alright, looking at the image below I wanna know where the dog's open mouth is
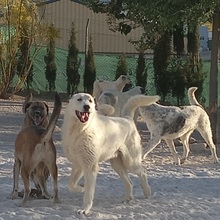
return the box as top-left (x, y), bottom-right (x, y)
top-left (76, 110), bottom-right (90, 123)
top-left (33, 116), bottom-right (42, 125)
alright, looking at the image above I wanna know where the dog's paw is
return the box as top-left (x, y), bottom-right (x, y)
top-left (122, 195), bottom-right (134, 204)
top-left (77, 208), bottom-right (90, 216)
top-left (41, 191), bottom-right (51, 199)
top-left (68, 184), bottom-right (85, 193)
top-left (52, 196), bottom-right (61, 204)
top-left (8, 192), bottom-right (19, 200)
top-left (18, 200), bottom-right (28, 207)
top-left (173, 158), bottom-right (181, 165)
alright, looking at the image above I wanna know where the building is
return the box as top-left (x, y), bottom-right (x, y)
top-left (39, 0), bottom-right (144, 54)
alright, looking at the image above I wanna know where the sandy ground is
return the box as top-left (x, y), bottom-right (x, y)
top-left (1, 96), bottom-right (220, 220)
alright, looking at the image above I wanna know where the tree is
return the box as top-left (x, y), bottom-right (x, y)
top-left (16, 32), bottom-right (34, 90)
top-left (84, 35), bottom-right (96, 94)
top-left (0, 0), bottom-right (54, 98)
top-left (44, 24), bottom-right (60, 92)
top-left (153, 31), bottom-right (172, 102)
top-left (173, 24), bottom-right (185, 57)
top-left (115, 53), bottom-right (128, 79)
top-left (135, 52), bottom-right (147, 93)
top-left (115, 54), bottom-right (131, 91)
top-left (66, 22), bottom-right (81, 96)
top-left (85, 0), bottom-right (220, 141)
top-left (209, 8), bottom-right (220, 143)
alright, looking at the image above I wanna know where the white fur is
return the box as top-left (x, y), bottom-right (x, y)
top-left (140, 87), bottom-right (218, 165)
top-left (98, 86), bottom-right (142, 122)
top-left (61, 93), bottom-right (159, 215)
top-left (93, 75), bottom-right (130, 100)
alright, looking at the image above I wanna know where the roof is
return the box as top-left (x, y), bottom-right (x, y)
top-left (33, 0), bottom-right (61, 5)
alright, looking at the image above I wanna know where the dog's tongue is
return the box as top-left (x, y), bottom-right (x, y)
top-left (34, 117), bottom-right (41, 125)
top-left (76, 111), bottom-right (89, 123)
top-left (81, 112), bottom-right (89, 122)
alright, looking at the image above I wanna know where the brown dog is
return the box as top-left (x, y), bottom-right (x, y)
top-left (21, 93), bottom-right (50, 194)
top-left (22, 93), bottom-right (49, 129)
top-left (9, 92), bottom-right (62, 206)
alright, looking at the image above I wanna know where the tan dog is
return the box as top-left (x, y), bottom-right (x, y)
top-left (22, 93), bottom-right (50, 194)
top-left (22, 93), bottom-right (49, 129)
top-left (9, 92), bottom-right (62, 206)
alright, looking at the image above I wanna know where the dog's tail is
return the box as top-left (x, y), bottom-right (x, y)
top-left (121, 95), bottom-right (160, 119)
top-left (188, 87), bottom-right (202, 107)
top-left (97, 104), bottom-right (115, 116)
top-left (41, 92), bottom-right (62, 141)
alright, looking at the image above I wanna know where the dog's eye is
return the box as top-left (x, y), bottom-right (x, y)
top-left (77, 98), bottom-right (82, 102)
top-left (89, 99), bottom-right (93, 103)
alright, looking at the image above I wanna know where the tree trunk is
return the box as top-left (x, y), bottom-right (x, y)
top-left (209, 8), bottom-right (220, 144)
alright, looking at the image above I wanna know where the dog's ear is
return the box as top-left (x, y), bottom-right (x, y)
top-left (22, 93), bottom-right (33, 113)
top-left (24, 102), bottom-right (32, 113)
top-left (43, 102), bottom-right (49, 115)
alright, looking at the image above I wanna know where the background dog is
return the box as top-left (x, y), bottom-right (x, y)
top-left (140, 87), bottom-right (218, 165)
top-left (93, 75), bottom-right (130, 100)
top-left (61, 92), bottom-right (159, 215)
top-left (22, 93), bottom-right (49, 129)
top-left (9, 92), bottom-right (62, 206)
top-left (98, 86), bottom-right (143, 122)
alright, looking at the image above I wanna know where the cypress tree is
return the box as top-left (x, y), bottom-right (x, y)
top-left (17, 35), bottom-right (33, 90)
top-left (84, 35), bottom-right (96, 94)
top-left (115, 53), bottom-right (128, 80)
top-left (66, 22), bottom-right (81, 96)
top-left (44, 24), bottom-right (57, 92)
top-left (153, 31), bottom-right (172, 102)
top-left (135, 52), bottom-right (147, 93)
top-left (115, 54), bottom-right (131, 91)
top-left (173, 24), bottom-right (185, 57)
top-left (186, 25), bottom-right (206, 99)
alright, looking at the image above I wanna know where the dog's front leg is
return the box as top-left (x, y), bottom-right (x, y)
top-left (68, 164), bottom-right (84, 192)
top-left (77, 169), bottom-right (97, 215)
top-left (9, 159), bottom-right (20, 199)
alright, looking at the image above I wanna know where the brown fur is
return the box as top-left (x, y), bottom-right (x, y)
top-left (22, 93), bottom-right (50, 193)
top-left (22, 93), bottom-right (49, 129)
top-left (9, 93), bottom-right (62, 206)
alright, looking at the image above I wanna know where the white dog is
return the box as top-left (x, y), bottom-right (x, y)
top-left (61, 93), bottom-right (159, 215)
top-left (98, 86), bottom-right (143, 122)
top-left (93, 75), bottom-right (130, 100)
top-left (140, 87), bottom-right (219, 165)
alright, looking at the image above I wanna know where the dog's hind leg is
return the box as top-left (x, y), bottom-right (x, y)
top-left (110, 156), bottom-right (134, 202)
top-left (164, 139), bottom-right (181, 165)
top-left (9, 158), bottom-right (21, 199)
top-left (68, 163), bottom-right (84, 192)
top-left (20, 166), bottom-right (31, 206)
top-left (179, 132), bottom-right (192, 164)
top-left (197, 127), bottom-right (219, 163)
top-left (135, 167), bottom-right (151, 199)
top-left (142, 135), bottom-right (161, 160)
top-left (46, 161), bottom-right (60, 203)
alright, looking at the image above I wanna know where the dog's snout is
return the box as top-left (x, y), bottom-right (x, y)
top-left (84, 105), bottom-right (90, 112)
top-left (34, 110), bottom-right (42, 116)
